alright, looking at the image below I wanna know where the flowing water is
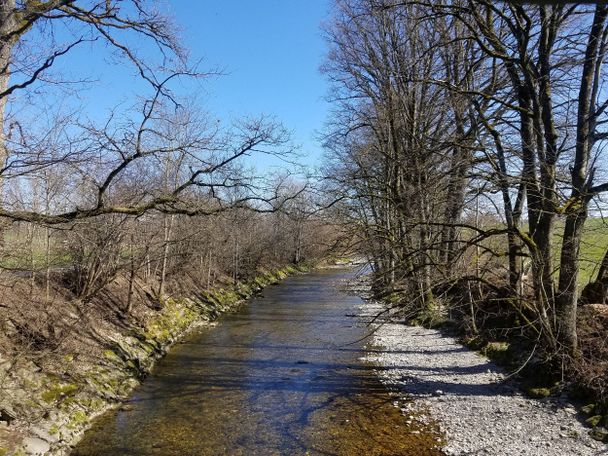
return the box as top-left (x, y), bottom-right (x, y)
top-left (73, 268), bottom-right (442, 455)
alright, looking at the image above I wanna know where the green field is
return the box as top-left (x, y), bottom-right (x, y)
top-left (553, 217), bottom-right (608, 285)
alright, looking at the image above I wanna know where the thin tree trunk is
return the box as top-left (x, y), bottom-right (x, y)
top-left (207, 250), bottom-right (212, 289)
top-left (158, 214), bottom-right (174, 297)
top-left (28, 222), bottom-right (35, 295)
top-left (233, 236), bottom-right (239, 285)
top-left (126, 232), bottom-right (135, 315)
top-left (45, 226), bottom-right (51, 303)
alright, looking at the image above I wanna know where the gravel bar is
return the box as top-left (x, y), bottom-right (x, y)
top-left (360, 301), bottom-right (607, 456)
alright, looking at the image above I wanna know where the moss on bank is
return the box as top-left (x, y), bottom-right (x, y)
top-left (3, 263), bottom-right (309, 456)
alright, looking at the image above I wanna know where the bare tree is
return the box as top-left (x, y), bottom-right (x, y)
top-left (323, 0), bottom-right (608, 359)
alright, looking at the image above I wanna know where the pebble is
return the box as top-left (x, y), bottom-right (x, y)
top-left (360, 301), bottom-right (607, 456)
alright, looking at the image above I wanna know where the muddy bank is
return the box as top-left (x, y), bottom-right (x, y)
top-left (361, 301), bottom-right (607, 456)
top-left (0, 265), bottom-right (305, 456)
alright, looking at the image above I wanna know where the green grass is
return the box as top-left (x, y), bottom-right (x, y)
top-left (470, 216), bottom-right (608, 286)
top-left (0, 251), bottom-right (72, 270)
top-left (579, 218), bottom-right (608, 284)
top-left (553, 217), bottom-right (608, 285)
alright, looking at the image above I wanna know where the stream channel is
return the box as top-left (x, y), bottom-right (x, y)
top-left (73, 268), bottom-right (443, 455)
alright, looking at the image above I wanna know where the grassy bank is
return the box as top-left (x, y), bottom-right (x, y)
top-left (552, 217), bottom-right (608, 285)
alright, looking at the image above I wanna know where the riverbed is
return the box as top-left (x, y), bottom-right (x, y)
top-left (72, 268), bottom-right (442, 455)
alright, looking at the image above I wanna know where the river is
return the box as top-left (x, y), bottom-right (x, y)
top-left (73, 268), bottom-right (442, 455)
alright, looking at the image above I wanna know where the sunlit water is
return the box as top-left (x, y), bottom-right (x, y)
top-left (73, 268), bottom-right (442, 455)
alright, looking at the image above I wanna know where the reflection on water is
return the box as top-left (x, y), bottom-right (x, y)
top-left (73, 269), bottom-right (443, 455)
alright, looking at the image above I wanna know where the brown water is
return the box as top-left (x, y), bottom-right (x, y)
top-left (73, 268), bottom-right (442, 455)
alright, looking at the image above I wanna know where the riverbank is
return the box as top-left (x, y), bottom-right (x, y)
top-left (71, 267), bottom-right (443, 456)
top-left (360, 300), bottom-right (606, 456)
top-left (0, 264), bottom-right (306, 456)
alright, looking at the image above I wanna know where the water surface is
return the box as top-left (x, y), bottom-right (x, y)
top-left (74, 268), bottom-right (442, 455)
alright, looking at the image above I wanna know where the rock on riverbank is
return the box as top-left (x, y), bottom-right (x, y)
top-left (361, 301), bottom-right (607, 456)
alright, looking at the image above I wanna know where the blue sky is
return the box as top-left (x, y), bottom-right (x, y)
top-left (13, 1), bottom-right (333, 173)
top-left (171, 0), bottom-right (333, 169)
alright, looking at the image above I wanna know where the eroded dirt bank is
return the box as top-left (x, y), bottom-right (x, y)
top-left (0, 265), bottom-right (304, 456)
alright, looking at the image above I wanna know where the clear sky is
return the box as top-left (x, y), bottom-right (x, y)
top-left (171, 1), bottom-right (331, 145)
top-left (172, 0), bottom-right (334, 169)
top-left (15, 1), bottom-right (333, 174)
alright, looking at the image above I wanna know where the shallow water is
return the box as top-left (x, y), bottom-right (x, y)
top-left (73, 268), bottom-right (442, 455)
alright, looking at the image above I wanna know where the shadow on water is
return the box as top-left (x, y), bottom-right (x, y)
top-left (73, 269), bottom-right (444, 456)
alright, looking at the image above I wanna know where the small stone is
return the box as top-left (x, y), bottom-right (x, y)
top-left (23, 437), bottom-right (51, 455)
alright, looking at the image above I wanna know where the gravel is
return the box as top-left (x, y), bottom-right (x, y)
top-left (360, 301), bottom-right (608, 456)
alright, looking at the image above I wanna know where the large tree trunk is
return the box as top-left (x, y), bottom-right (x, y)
top-left (556, 5), bottom-right (608, 355)
top-left (0, 1), bottom-right (16, 249)
top-left (519, 92), bottom-right (554, 323)
top-left (557, 214), bottom-right (585, 352)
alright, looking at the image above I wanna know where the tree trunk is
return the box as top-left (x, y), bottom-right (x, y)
top-left (0, 0), bottom-right (15, 160)
top-left (557, 213), bottom-right (585, 352)
top-left (0, 1), bottom-right (16, 250)
top-left (126, 232), bottom-right (136, 315)
top-left (158, 214), bottom-right (174, 297)
top-left (441, 144), bottom-right (469, 270)
top-left (45, 225), bottom-right (51, 303)
top-left (556, 5), bottom-right (608, 355)
top-left (233, 236), bottom-right (239, 285)
top-left (207, 250), bottom-right (212, 289)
